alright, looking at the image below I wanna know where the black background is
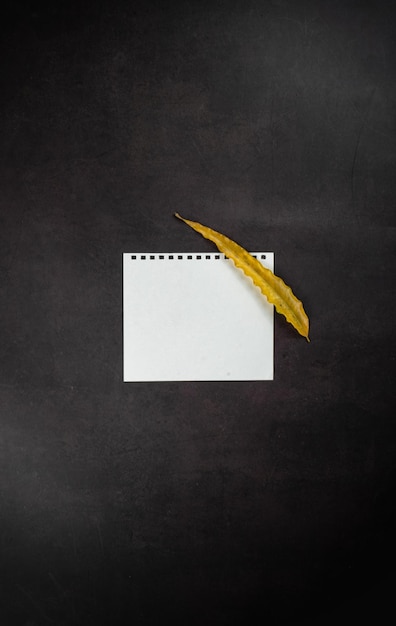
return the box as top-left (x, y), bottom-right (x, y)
top-left (1, 1), bottom-right (395, 624)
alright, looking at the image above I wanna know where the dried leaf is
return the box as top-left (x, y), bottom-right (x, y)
top-left (175, 213), bottom-right (310, 341)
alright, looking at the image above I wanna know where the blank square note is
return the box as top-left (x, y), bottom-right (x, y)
top-left (123, 252), bottom-right (274, 382)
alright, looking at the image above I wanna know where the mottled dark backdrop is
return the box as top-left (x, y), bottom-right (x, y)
top-left (1, 1), bottom-right (395, 624)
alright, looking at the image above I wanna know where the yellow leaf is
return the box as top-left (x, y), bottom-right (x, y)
top-left (175, 213), bottom-right (310, 341)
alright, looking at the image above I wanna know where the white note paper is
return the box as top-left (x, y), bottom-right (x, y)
top-left (123, 252), bottom-right (274, 382)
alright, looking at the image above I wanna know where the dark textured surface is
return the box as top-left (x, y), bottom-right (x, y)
top-left (1, 1), bottom-right (395, 624)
